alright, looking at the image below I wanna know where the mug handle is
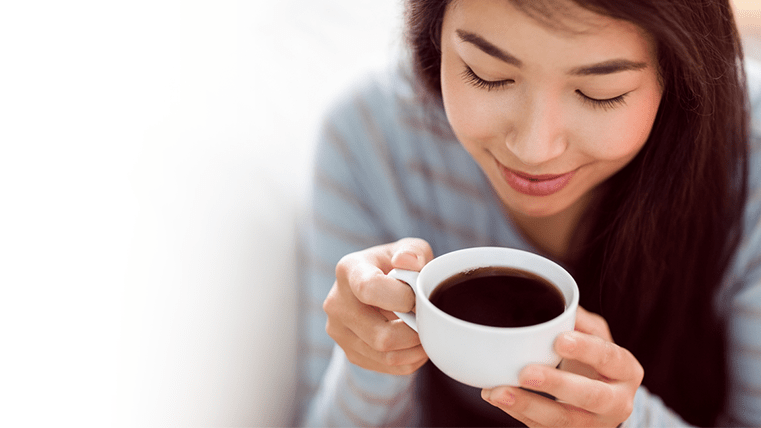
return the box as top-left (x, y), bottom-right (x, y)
top-left (388, 269), bottom-right (419, 332)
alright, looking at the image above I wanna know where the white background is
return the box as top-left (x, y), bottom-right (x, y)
top-left (0, 1), bottom-right (758, 427)
top-left (0, 1), bottom-right (402, 427)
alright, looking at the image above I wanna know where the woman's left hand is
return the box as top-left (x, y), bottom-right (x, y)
top-left (481, 307), bottom-right (644, 427)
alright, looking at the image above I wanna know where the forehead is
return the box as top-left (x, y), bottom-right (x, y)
top-left (448, 0), bottom-right (617, 34)
top-left (445, 0), bottom-right (656, 69)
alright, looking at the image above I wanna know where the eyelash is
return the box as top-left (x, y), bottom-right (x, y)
top-left (461, 65), bottom-right (629, 110)
top-left (461, 65), bottom-right (513, 91)
top-left (576, 90), bottom-right (629, 111)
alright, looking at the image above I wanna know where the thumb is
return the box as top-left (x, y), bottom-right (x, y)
top-left (390, 237), bottom-right (434, 272)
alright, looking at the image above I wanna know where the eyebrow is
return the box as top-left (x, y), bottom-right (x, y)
top-left (567, 59), bottom-right (648, 76)
top-left (456, 29), bottom-right (523, 68)
top-left (455, 29), bottom-right (648, 76)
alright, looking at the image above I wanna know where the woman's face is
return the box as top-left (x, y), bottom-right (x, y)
top-left (440, 0), bottom-right (663, 219)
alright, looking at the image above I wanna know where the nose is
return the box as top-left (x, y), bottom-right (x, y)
top-left (505, 92), bottom-right (568, 167)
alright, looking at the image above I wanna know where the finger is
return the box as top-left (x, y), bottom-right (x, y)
top-left (484, 386), bottom-right (596, 428)
top-left (324, 285), bottom-right (422, 352)
top-left (481, 387), bottom-right (542, 428)
top-left (378, 308), bottom-right (405, 321)
top-left (555, 331), bottom-right (644, 382)
top-left (346, 350), bottom-right (428, 376)
top-left (574, 306), bottom-right (613, 341)
top-left (518, 364), bottom-right (625, 416)
top-left (352, 313), bottom-right (423, 353)
top-left (334, 325), bottom-right (429, 375)
top-left (336, 253), bottom-right (416, 312)
top-left (557, 355), bottom-right (599, 380)
top-left (390, 237), bottom-right (434, 271)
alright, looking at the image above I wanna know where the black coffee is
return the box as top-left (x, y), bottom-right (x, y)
top-left (429, 266), bottom-right (565, 328)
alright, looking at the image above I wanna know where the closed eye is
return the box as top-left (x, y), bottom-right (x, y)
top-left (461, 65), bottom-right (514, 91)
top-left (576, 90), bottom-right (629, 111)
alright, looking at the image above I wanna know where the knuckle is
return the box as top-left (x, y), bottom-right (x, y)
top-left (372, 325), bottom-right (396, 352)
top-left (324, 318), bottom-right (334, 338)
top-left (353, 271), bottom-right (384, 305)
top-left (583, 385), bottom-right (607, 410)
top-left (621, 397), bottom-right (634, 419)
top-left (403, 367), bottom-right (416, 376)
top-left (605, 391), bottom-right (634, 420)
top-left (353, 276), bottom-right (370, 302)
top-left (587, 384), bottom-right (618, 415)
top-left (392, 365), bottom-right (413, 376)
top-left (322, 289), bottom-right (336, 314)
top-left (334, 254), bottom-right (352, 279)
top-left (632, 360), bottom-right (645, 383)
top-left (598, 341), bottom-right (620, 368)
top-left (344, 351), bottom-right (363, 368)
top-left (351, 272), bottom-right (378, 304)
top-left (394, 362), bottom-right (421, 376)
top-left (383, 350), bottom-right (404, 366)
top-left (335, 255), bottom-right (376, 303)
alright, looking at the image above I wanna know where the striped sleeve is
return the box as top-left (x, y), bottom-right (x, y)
top-left (295, 76), bottom-right (420, 427)
top-left (623, 387), bottom-right (692, 427)
top-left (615, 59), bottom-right (761, 428)
top-left (303, 347), bottom-right (418, 427)
top-left (723, 171), bottom-right (761, 426)
top-left (621, 167), bottom-right (761, 428)
top-left (719, 58), bottom-right (761, 426)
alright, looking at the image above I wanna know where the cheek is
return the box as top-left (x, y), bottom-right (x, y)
top-left (441, 67), bottom-right (505, 146)
top-left (581, 95), bottom-right (660, 161)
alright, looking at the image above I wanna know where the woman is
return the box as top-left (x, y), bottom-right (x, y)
top-left (296, 0), bottom-right (761, 426)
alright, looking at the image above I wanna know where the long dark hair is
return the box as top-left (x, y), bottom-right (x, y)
top-left (405, 0), bottom-right (750, 425)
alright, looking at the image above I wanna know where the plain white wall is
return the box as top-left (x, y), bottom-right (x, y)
top-left (0, 1), bottom-right (402, 427)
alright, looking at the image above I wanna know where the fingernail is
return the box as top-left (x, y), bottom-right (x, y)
top-left (521, 367), bottom-right (544, 388)
top-left (392, 250), bottom-right (419, 265)
top-left (562, 332), bottom-right (577, 352)
top-left (399, 250), bottom-right (419, 260)
top-left (497, 392), bottom-right (515, 406)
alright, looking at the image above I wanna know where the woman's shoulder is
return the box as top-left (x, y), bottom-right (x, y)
top-left (313, 53), bottom-right (462, 189)
top-left (719, 57), bottom-right (761, 311)
top-left (713, 57), bottom-right (761, 314)
top-left (320, 55), bottom-right (416, 125)
top-left (318, 52), bottom-right (453, 145)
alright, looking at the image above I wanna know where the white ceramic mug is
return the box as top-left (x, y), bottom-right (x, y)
top-left (390, 247), bottom-right (578, 388)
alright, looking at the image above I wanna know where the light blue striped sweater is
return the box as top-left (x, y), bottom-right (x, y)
top-left (296, 54), bottom-right (761, 427)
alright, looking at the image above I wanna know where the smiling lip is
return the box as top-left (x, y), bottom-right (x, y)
top-left (499, 163), bottom-right (575, 197)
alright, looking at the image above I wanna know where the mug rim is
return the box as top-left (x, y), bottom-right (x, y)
top-left (415, 247), bottom-right (579, 334)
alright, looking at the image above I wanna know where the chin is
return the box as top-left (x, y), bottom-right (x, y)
top-left (503, 194), bottom-right (571, 219)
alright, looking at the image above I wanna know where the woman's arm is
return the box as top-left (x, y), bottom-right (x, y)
top-left (722, 185), bottom-right (761, 426)
top-left (303, 239), bottom-right (432, 427)
top-left (295, 77), bottom-right (426, 426)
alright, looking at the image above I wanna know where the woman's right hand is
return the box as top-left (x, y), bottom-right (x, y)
top-left (323, 237), bottom-right (433, 375)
